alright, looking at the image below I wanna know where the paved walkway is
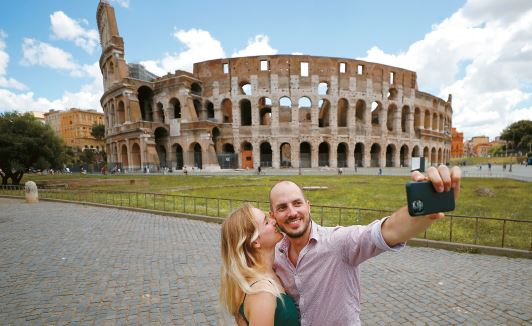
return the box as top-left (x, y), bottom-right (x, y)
top-left (0, 198), bottom-right (530, 325)
top-left (79, 164), bottom-right (532, 182)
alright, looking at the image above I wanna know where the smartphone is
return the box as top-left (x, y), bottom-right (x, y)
top-left (405, 181), bottom-right (455, 216)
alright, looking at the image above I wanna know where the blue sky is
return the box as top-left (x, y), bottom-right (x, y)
top-left (0, 0), bottom-right (531, 140)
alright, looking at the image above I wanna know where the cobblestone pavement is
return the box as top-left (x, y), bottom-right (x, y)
top-left (0, 198), bottom-right (530, 325)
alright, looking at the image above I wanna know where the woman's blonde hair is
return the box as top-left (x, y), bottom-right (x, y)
top-left (220, 203), bottom-right (283, 316)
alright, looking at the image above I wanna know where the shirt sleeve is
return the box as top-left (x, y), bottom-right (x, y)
top-left (342, 217), bottom-right (404, 266)
top-left (371, 216), bottom-right (405, 252)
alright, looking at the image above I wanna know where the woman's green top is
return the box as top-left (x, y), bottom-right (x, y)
top-left (239, 292), bottom-right (300, 325)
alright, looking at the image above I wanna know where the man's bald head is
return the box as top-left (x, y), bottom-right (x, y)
top-left (269, 180), bottom-right (305, 211)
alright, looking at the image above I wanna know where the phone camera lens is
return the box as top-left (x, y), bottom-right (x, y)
top-left (412, 200), bottom-right (423, 213)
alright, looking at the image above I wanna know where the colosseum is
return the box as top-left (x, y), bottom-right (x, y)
top-left (97, 1), bottom-right (452, 172)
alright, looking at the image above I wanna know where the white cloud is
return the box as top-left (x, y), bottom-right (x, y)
top-left (50, 11), bottom-right (99, 54)
top-left (111, 0), bottom-right (130, 8)
top-left (140, 28), bottom-right (225, 75)
top-left (21, 38), bottom-right (78, 70)
top-left (0, 30), bottom-right (27, 91)
top-left (140, 30), bottom-right (278, 76)
top-left (361, 0), bottom-right (532, 140)
top-left (231, 35), bottom-right (277, 57)
top-left (0, 61), bottom-right (103, 113)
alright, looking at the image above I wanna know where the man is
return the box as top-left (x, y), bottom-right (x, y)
top-left (269, 165), bottom-right (461, 325)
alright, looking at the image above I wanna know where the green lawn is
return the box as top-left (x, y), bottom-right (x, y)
top-left (450, 156), bottom-right (526, 166)
top-left (23, 173), bottom-right (531, 220)
top-left (11, 173), bottom-right (531, 250)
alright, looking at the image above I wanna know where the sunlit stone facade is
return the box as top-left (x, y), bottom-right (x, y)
top-left (97, 1), bottom-right (452, 171)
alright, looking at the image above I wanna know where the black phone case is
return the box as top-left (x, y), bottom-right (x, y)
top-left (405, 181), bottom-right (455, 216)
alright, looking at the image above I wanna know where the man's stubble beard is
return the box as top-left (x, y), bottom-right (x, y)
top-left (278, 212), bottom-right (312, 239)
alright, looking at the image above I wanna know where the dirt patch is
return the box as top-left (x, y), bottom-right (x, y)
top-left (302, 186), bottom-right (328, 191)
top-left (475, 187), bottom-right (496, 197)
top-left (35, 178), bottom-right (149, 188)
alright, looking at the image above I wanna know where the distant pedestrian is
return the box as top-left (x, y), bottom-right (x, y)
top-left (337, 167), bottom-right (343, 175)
top-left (257, 165), bottom-right (262, 175)
top-left (509, 163), bottom-right (513, 172)
top-left (378, 168), bottom-right (382, 175)
top-left (503, 163), bottom-right (506, 172)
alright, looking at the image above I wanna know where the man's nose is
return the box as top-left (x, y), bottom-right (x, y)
top-left (286, 204), bottom-right (297, 216)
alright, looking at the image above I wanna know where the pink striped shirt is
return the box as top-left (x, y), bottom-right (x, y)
top-left (274, 217), bottom-right (403, 326)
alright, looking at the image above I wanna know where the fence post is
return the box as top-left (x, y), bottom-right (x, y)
top-left (449, 216), bottom-right (453, 242)
top-left (501, 220), bottom-right (506, 248)
top-left (474, 217), bottom-right (479, 245)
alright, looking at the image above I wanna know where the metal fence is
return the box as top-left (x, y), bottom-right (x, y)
top-left (1, 185), bottom-right (530, 251)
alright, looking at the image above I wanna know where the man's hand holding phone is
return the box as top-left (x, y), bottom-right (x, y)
top-left (407, 165), bottom-right (462, 219)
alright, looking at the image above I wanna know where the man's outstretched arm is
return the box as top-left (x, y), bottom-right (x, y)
top-left (381, 165), bottom-right (462, 247)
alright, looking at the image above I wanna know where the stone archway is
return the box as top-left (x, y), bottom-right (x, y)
top-left (337, 143), bottom-right (348, 167)
top-left (260, 142), bottom-right (273, 167)
top-left (300, 142), bottom-right (311, 168)
top-left (371, 143), bottom-right (381, 167)
top-left (280, 143), bottom-right (291, 167)
top-left (354, 143), bottom-right (364, 167)
top-left (241, 142), bottom-right (253, 169)
top-left (121, 144), bottom-right (128, 168)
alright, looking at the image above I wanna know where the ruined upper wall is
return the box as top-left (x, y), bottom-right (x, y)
top-left (193, 55), bottom-right (418, 98)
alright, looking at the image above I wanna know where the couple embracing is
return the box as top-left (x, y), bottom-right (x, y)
top-left (220, 166), bottom-right (461, 325)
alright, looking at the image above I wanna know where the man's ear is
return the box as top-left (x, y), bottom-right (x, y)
top-left (269, 210), bottom-right (276, 220)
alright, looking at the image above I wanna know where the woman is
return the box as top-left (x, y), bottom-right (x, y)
top-left (220, 203), bottom-right (299, 325)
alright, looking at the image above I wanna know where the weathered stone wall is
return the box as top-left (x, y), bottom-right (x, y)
top-left (98, 1), bottom-right (452, 171)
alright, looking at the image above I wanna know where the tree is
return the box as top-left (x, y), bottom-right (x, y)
top-left (91, 123), bottom-right (105, 140)
top-left (79, 148), bottom-right (96, 165)
top-left (500, 120), bottom-right (532, 153)
top-left (0, 112), bottom-right (65, 185)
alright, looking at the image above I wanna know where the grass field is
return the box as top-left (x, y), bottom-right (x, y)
top-left (10, 173), bottom-right (532, 250)
top-left (22, 173), bottom-right (532, 220)
top-left (450, 155), bottom-right (527, 166)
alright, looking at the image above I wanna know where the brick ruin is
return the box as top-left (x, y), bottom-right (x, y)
top-left (97, 1), bottom-right (452, 171)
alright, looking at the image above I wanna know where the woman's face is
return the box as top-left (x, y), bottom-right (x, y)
top-left (252, 207), bottom-right (283, 249)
